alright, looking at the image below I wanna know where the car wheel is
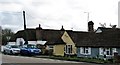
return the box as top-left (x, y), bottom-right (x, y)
top-left (20, 51), bottom-right (24, 56)
top-left (10, 50), bottom-right (13, 55)
top-left (3, 50), bottom-right (6, 54)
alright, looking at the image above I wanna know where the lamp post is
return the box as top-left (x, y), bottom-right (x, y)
top-left (84, 12), bottom-right (89, 22)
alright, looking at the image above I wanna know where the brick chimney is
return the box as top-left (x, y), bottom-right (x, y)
top-left (61, 25), bottom-right (65, 31)
top-left (88, 21), bottom-right (94, 32)
top-left (39, 24), bottom-right (42, 30)
top-left (36, 24), bottom-right (43, 40)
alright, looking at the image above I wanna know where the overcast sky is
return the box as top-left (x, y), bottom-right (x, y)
top-left (0, 0), bottom-right (119, 32)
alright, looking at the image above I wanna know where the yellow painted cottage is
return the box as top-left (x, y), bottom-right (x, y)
top-left (53, 31), bottom-right (76, 56)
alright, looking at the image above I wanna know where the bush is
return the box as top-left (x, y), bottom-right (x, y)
top-left (48, 49), bottom-right (53, 56)
top-left (44, 49), bottom-right (49, 55)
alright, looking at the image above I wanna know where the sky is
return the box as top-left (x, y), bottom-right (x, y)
top-left (0, 0), bottom-right (119, 33)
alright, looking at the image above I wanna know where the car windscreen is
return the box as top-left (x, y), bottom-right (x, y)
top-left (11, 45), bottom-right (19, 48)
top-left (27, 45), bottom-right (36, 48)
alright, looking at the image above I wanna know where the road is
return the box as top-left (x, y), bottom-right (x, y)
top-left (2, 54), bottom-right (82, 63)
top-left (1, 54), bottom-right (117, 65)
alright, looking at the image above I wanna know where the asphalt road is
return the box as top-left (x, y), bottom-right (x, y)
top-left (2, 54), bottom-right (84, 63)
top-left (1, 54), bottom-right (118, 65)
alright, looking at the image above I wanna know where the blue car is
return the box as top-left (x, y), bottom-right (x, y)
top-left (20, 44), bottom-right (41, 56)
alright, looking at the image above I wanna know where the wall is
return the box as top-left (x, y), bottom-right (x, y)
top-left (77, 47), bottom-right (99, 58)
top-left (16, 38), bottom-right (25, 45)
top-left (28, 41), bottom-right (37, 45)
top-left (53, 44), bottom-right (65, 56)
top-left (116, 48), bottom-right (120, 55)
top-left (7, 42), bottom-right (16, 45)
top-left (62, 31), bottom-right (76, 55)
top-left (36, 40), bottom-right (47, 45)
top-left (77, 47), bottom-right (120, 59)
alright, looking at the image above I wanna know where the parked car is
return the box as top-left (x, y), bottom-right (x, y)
top-left (20, 44), bottom-right (41, 56)
top-left (3, 45), bottom-right (20, 55)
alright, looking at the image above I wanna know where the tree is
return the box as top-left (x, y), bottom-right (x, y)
top-left (2, 28), bottom-right (14, 45)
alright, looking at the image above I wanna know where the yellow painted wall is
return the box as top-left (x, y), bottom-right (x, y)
top-left (53, 44), bottom-right (65, 56)
top-left (61, 31), bottom-right (76, 55)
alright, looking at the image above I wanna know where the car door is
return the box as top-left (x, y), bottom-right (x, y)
top-left (5, 45), bottom-right (11, 54)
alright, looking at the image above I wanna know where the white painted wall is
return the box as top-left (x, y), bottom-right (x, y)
top-left (36, 40), bottom-right (47, 45)
top-left (7, 42), bottom-right (16, 45)
top-left (28, 41), bottom-right (37, 45)
top-left (16, 38), bottom-right (25, 45)
top-left (96, 29), bottom-right (102, 33)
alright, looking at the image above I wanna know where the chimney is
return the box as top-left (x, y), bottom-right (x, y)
top-left (88, 21), bottom-right (94, 32)
top-left (39, 24), bottom-right (42, 29)
top-left (61, 25), bottom-right (65, 31)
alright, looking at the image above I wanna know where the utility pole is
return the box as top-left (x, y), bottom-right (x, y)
top-left (23, 11), bottom-right (28, 45)
top-left (23, 11), bottom-right (26, 30)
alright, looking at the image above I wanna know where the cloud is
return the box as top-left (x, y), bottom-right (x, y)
top-left (0, 0), bottom-right (21, 4)
top-left (1, 12), bottom-right (22, 25)
top-left (0, 0), bottom-right (119, 32)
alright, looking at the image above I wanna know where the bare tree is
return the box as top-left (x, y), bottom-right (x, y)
top-left (99, 23), bottom-right (106, 28)
top-left (109, 23), bottom-right (117, 28)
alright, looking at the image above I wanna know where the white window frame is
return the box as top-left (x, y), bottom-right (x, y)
top-left (99, 48), bottom-right (104, 55)
top-left (80, 47), bottom-right (91, 55)
top-left (106, 48), bottom-right (112, 56)
top-left (64, 45), bottom-right (72, 54)
top-left (99, 48), bottom-right (114, 56)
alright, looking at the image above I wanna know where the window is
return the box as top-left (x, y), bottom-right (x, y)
top-left (48, 45), bottom-right (53, 49)
top-left (106, 48), bottom-right (112, 55)
top-left (11, 45), bottom-right (19, 48)
top-left (64, 45), bottom-right (72, 54)
top-left (99, 48), bottom-right (113, 56)
top-left (80, 47), bottom-right (91, 55)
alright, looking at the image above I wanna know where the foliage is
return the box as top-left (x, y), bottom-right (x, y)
top-left (43, 56), bottom-right (113, 64)
top-left (2, 28), bottom-right (14, 45)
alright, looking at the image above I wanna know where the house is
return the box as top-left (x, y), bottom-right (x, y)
top-left (36, 25), bottom-right (66, 56)
top-left (9, 28), bottom-right (37, 46)
top-left (76, 25), bottom-right (120, 59)
top-left (61, 31), bottom-right (77, 56)
top-left (42, 29), bottom-right (65, 56)
top-left (9, 25), bottom-right (65, 56)
top-left (36, 25), bottom-right (77, 56)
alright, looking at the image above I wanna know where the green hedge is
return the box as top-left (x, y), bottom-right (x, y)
top-left (48, 56), bottom-right (111, 64)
